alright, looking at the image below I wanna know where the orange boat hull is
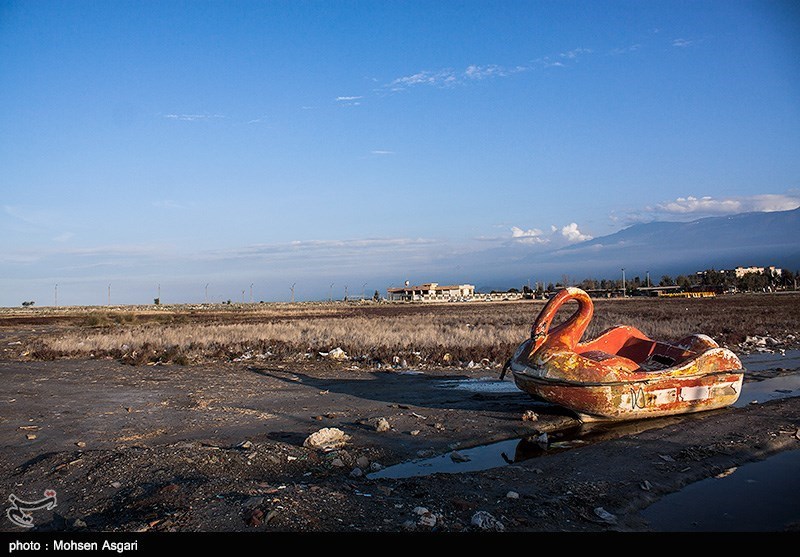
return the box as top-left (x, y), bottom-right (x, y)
top-left (508, 287), bottom-right (745, 422)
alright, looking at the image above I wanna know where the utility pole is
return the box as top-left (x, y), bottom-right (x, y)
top-left (250, 283), bottom-right (254, 304)
top-left (646, 271), bottom-right (650, 288)
top-left (344, 285), bottom-right (348, 301)
top-left (621, 268), bottom-right (626, 298)
top-left (108, 284), bottom-right (111, 306)
top-left (329, 283), bottom-right (334, 302)
top-left (362, 282), bottom-right (367, 300)
top-left (54, 284), bottom-right (58, 308)
top-left (158, 283), bottom-right (161, 302)
top-left (291, 283), bottom-right (296, 303)
top-left (205, 283), bottom-right (209, 304)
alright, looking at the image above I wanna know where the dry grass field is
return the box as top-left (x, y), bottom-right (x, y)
top-left (2, 292), bottom-right (798, 367)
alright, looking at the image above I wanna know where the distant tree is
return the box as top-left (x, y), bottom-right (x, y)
top-left (659, 275), bottom-right (674, 286)
top-left (21, 301), bottom-right (35, 307)
top-left (546, 282), bottom-right (555, 292)
top-left (676, 275), bottom-right (691, 289)
top-left (508, 288), bottom-right (519, 293)
top-left (154, 298), bottom-right (160, 305)
top-left (373, 290), bottom-right (380, 301)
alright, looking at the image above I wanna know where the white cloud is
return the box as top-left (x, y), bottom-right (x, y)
top-left (511, 226), bottom-right (549, 245)
top-left (387, 69), bottom-right (458, 91)
top-left (672, 38), bottom-right (693, 48)
top-left (623, 192), bottom-right (800, 223)
top-left (560, 48), bottom-right (592, 59)
top-left (561, 223), bottom-right (593, 242)
top-left (510, 222), bottom-right (593, 246)
top-left (464, 64), bottom-right (507, 80)
top-left (370, 150), bottom-right (394, 155)
top-left (610, 44), bottom-right (641, 55)
top-left (659, 194), bottom-right (800, 215)
top-left (163, 113), bottom-right (224, 121)
top-left (336, 96), bottom-right (363, 101)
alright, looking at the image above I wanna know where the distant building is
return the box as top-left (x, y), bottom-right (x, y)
top-left (386, 282), bottom-right (475, 302)
top-left (733, 265), bottom-right (782, 278)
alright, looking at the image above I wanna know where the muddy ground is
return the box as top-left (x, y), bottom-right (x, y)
top-left (1, 351), bottom-right (799, 536)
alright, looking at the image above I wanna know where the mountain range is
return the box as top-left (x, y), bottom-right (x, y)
top-left (473, 206), bottom-right (800, 290)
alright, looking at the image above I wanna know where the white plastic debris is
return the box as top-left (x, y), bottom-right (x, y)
top-left (471, 511), bottom-right (505, 531)
top-left (303, 427), bottom-right (351, 451)
top-left (594, 507), bottom-right (618, 524)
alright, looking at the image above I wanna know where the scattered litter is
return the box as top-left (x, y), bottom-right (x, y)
top-left (680, 466), bottom-right (691, 472)
top-left (319, 347), bottom-right (348, 361)
top-left (796, 429), bottom-right (800, 441)
top-left (594, 507), bottom-right (617, 524)
top-left (19, 425), bottom-right (39, 431)
top-left (54, 458), bottom-right (83, 471)
top-left (410, 412), bottom-right (427, 420)
top-left (287, 455), bottom-right (297, 461)
top-left (640, 480), bottom-right (652, 491)
top-left (506, 491), bottom-right (519, 499)
top-left (303, 428), bottom-right (351, 451)
top-left (658, 454), bottom-right (675, 462)
top-left (330, 458), bottom-right (345, 468)
top-left (375, 417), bottom-right (391, 432)
top-left (247, 508), bottom-right (264, 527)
top-left (110, 482), bottom-right (121, 489)
top-left (536, 432), bottom-right (548, 445)
top-left (715, 467), bottom-right (737, 478)
top-left (410, 430), bottom-right (420, 436)
top-left (265, 509), bottom-right (279, 524)
top-left (413, 506), bottom-right (429, 516)
top-left (236, 440), bottom-right (253, 450)
top-left (244, 497), bottom-right (264, 508)
top-left (450, 451), bottom-right (470, 463)
top-left (521, 410), bottom-right (538, 422)
top-left (471, 511), bottom-right (504, 531)
top-left (72, 519), bottom-right (87, 528)
top-left (25, 434), bottom-right (36, 440)
top-left (75, 441), bottom-right (86, 448)
top-left (418, 512), bottom-right (437, 528)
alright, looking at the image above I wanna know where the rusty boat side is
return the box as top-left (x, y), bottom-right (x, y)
top-left (507, 287), bottom-right (745, 422)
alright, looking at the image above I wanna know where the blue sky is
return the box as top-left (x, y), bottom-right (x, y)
top-left (1, 0), bottom-right (799, 306)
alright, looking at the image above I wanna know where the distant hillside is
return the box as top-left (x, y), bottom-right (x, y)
top-left (538, 207), bottom-right (800, 279)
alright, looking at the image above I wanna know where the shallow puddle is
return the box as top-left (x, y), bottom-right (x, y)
top-left (740, 349), bottom-right (800, 373)
top-left (434, 376), bottom-right (520, 393)
top-left (735, 373), bottom-right (800, 407)
top-left (375, 351), bottom-right (800, 481)
top-left (641, 449), bottom-right (800, 531)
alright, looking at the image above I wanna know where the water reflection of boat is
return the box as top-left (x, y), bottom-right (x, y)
top-left (505, 287), bottom-right (745, 422)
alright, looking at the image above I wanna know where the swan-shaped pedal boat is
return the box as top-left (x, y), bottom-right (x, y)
top-left (504, 287), bottom-right (744, 422)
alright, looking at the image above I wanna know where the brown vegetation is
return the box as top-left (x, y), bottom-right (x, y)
top-left (3, 292), bottom-right (798, 367)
